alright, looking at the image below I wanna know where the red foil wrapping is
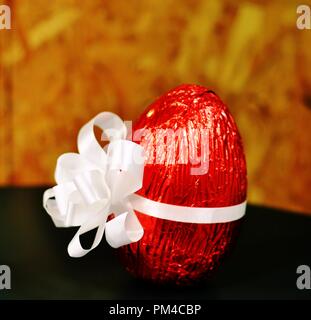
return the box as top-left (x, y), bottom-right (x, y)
top-left (118, 84), bottom-right (247, 285)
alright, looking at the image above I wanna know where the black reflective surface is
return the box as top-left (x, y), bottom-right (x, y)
top-left (0, 187), bottom-right (310, 299)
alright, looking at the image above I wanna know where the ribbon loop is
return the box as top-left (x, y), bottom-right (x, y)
top-left (67, 211), bottom-right (108, 258)
top-left (105, 211), bottom-right (144, 248)
top-left (106, 140), bottom-right (144, 203)
top-left (73, 170), bottom-right (110, 205)
top-left (77, 112), bottom-right (126, 168)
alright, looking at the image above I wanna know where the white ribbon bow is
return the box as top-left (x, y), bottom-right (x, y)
top-left (43, 112), bottom-right (144, 257)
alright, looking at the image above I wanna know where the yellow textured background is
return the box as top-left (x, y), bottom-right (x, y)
top-left (0, 0), bottom-right (311, 214)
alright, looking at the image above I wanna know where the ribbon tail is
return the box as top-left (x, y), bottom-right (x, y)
top-left (67, 212), bottom-right (108, 258)
top-left (105, 211), bottom-right (144, 248)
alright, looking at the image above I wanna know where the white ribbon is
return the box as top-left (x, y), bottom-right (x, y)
top-left (43, 112), bottom-right (247, 258)
top-left (43, 112), bottom-right (145, 257)
top-left (129, 194), bottom-right (246, 224)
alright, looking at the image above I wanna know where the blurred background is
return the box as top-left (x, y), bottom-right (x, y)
top-left (0, 0), bottom-right (310, 214)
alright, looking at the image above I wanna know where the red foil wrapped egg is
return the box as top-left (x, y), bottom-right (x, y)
top-left (118, 84), bottom-right (247, 285)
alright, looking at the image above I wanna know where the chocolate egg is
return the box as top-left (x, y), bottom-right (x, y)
top-left (119, 84), bottom-right (247, 285)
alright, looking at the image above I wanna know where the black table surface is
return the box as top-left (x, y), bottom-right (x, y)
top-left (0, 187), bottom-right (310, 300)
